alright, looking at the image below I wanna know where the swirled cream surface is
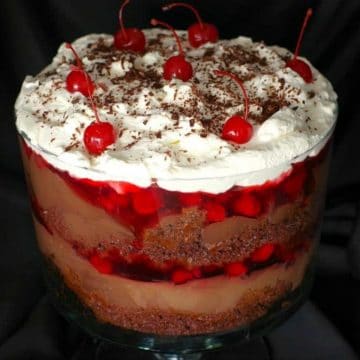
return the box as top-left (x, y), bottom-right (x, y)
top-left (15, 30), bottom-right (337, 193)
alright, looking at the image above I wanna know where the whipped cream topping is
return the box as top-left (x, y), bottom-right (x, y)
top-left (15, 30), bottom-right (337, 193)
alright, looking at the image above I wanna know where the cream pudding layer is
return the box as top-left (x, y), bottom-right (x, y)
top-left (15, 30), bottom-right (337, 193)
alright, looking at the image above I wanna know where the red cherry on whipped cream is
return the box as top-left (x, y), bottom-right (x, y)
top-left (65, 43), bottom-right (116, 155)
top-left (84, 122), bottom-right (116, 156)
top-left (162, 2), bottom-right (219, 48)
top-left (65, 43), bottom-right (95, 97)
top-left (151, 18), bottom-right (193, 81)
top-left (286, 8), bottom-right (313, 83)
top-left (214, 70), bottom-right (253, 144)
top-left (83, 85), bottom-right (116, 156)
top-left (114, 0), bottom-right (146, 52)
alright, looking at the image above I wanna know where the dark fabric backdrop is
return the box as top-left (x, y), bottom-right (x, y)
top-left (0, 0), bottom-right (359, 359)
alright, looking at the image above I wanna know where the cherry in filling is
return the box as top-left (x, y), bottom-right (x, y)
top-left (79, 241), bottom-right (308, 284)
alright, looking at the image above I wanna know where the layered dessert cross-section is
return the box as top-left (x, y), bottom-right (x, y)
top-left (16, 29), bottom-right (337, 336)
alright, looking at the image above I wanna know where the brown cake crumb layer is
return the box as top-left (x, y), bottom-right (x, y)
top-left (142, 204), bottom-right (316, 266)
top-left (87, 281), bottom-right (292, 336)
top-left (56, 263), bottom-right (293, 336)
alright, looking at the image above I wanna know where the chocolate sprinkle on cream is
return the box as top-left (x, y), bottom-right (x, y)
top-left (15, 30), bottom-right (337, 192)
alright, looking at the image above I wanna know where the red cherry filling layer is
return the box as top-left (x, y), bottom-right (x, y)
top-left (23, 139), bottom-right (327, 237)
top-left (75, 240), bottom-right (308, 283)
top-left (30, 187), bottom-right (310, 284)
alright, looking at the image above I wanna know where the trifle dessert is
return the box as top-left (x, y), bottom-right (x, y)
top-left (15, 5), bottom-right (337, 345)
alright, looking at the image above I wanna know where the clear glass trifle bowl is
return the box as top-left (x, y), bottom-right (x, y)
top-left (18, 121), bottom-right (335, 357)
top-left (14, 20), bottom-right (339, 357)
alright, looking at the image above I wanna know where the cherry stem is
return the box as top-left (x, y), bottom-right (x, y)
top-left (162, 2), bottom-right (204, 29)
top-left (119, 0), bottom-right (130, 40)
top-left (83, 69), bottom-right (100, 123)
top-left (65, 43), bottom-right (100, 122)
top-left (293, 8), bottom-right (313, 59)
top-left (214, 70), bottom-right (249, 121)
top-left (65, 43), bottom-right (83, 69)
top-left (151, 18), bottom-right (184, 57)
top-left (88, 91), bottom-right (101, 123)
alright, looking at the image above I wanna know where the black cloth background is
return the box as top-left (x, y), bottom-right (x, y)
top-left (0, 0), bottom-right (360, 359)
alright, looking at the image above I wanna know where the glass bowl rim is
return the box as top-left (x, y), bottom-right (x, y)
top-left (17, 118), bottom-right (336, 184)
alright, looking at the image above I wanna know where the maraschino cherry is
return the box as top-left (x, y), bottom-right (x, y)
top-left (214, 70), bottom-right (253, 144)
top-left (114, 0), bottom-right (146, 52)
top-left (162, 2), bottom-right (219, 48)
top-left (64, 44), bottom-right (115, 155)
top-left (151, 18), bottom-right (193, 81)
top-left (65, 43), bottom-right (95, 97)
top-left (286, 8), bottom-right (313, 83)
top-left (83, 84), bottom-right (116, 156)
